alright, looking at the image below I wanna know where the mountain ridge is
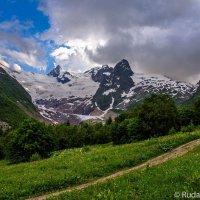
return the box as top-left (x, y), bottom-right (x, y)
top-left (7, 59), bottom-right (199, 124)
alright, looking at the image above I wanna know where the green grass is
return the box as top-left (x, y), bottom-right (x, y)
top-left (0, 67), bottom-right (38, 127)
top-left (1, 132), bottom-right (200, 200)
top-left (50, 134), bottom-right (200, 200)
top-left (0, 93), bottom-right (28, 127)
top-left (0, 67), bottom-right (35, 112)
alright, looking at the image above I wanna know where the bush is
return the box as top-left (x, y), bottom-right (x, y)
top-left (6, 119), bottom-right (55, 163)
top-left (181, 124), bottom-right (196, 133)
top-left (29, 153), bottom-right (41, 162)
top-left (0, 138), bottom-right (5, 159)
top-left (168, 127), bottom-right (176, 134)
top-left (80, 146), bottom-right (91, 153)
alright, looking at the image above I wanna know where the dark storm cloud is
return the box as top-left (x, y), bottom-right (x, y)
top-left (85, 33), bottom-right (135, 64)
top-left (40, 0), bottom-right (200, 83)
top-left (40, 0), bottom-right (197, 35)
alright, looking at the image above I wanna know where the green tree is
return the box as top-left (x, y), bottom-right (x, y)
top-left (137, 94), bottom-right (178, 138)
top-left (6, 119), bottom-right (55, 163)
top-left (194, 97), bottom-right (200, 125)
top-left (178, 106), bottom-right (195, 127)
top-left (126, 118), bottom-right (140, 140)
top-left (112, 120), bottom-right (129, 145)
top-left (94, 124), bottom-right (112, 144)
top-left (106, 117), bottom-right (112, 125)
top-left (112, 117), bottom-right (140, 145)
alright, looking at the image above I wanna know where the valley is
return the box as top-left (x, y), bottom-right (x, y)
top-left (1, 1), bottom-right (200, 200)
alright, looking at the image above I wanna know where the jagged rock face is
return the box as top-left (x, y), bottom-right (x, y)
top-left (48, 65), bottom-right (61, 77)
top-left (48, 65), bottom-right (71, 84)
top-left (90, 65), bottom-right (113, 84)
top-left (113, 59), bottom-right (134, 77)
top-left (8, 59), bottom-right (198, 124)
top-left (92, 59), bottom-right (135, 110)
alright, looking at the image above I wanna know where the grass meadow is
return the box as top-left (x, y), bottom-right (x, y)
top-left (0, 132), bottom-right (200, 199)
top-left (50, 137), bottom-right (200, 200)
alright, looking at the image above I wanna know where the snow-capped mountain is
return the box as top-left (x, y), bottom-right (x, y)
top-left (9, 59), bottom-right (197, 124)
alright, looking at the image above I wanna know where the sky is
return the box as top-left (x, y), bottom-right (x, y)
top-left (0, 0), bottom-right (200, 84)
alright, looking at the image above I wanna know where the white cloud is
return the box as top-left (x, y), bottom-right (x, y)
top-left (0, 57), bottom-right (10, 69)
top-left (12, 63), bottom-right (22, 72)
top-left (50, 38), bottom-right (106, 72)
top-left (0, 19), bottom-right (33, 32)
top-left (51, 47), bottom-right (75, 61)
top-left (4, 49), bottom-right (45, 70)
top-left (0, 19), bottom-right (47, 71)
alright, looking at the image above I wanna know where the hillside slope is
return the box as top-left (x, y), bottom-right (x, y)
top-left (0, 132), bottom-right (199, 199)
top-left (53, 137), bottom-right (200, 200)
top-left (0, 67), bottom-right (38, 127)
top-left (184, 81), bottom-right (200, 105)
top-left (39, 138), bottom-right (200, 200)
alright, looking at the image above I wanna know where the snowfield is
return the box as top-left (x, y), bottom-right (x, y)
top-left (10, 71), bottom-right (100, 101)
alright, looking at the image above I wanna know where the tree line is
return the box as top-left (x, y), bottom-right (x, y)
top-left (1, 93), bottom-right (200, 163)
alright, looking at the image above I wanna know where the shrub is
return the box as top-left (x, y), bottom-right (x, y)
top-left (168, 127), bottom-right (177, 134)
top-left (29, 153), bottom-right (41, 162)
top-left (181, 124), bottom-right (196, 133)
top-left (6, 119), bottom-right (55, 163)
top-left (0, 138), bottom-right (5, 159)
top-left (80, 146), bottom-right (91, 153)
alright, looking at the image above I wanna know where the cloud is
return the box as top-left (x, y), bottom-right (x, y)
top-left (51, 47), bottom-right (75, 61)
top-left (0, 57), bottom-right (10, 69)
top-left (39, 0), bottom-right (200, 83)
top-left (12, 63), bottom-right (22, 72)
top-left (3, 48), bottom-right (45, 70)
top-left (50, 44), bottom-right (96, 72)
top-left (0, 19), bottom-right (46, 70)
top-left (40, 0), bottom-right (197, 41)
top-left (0, 19), bottom-right (33, 32)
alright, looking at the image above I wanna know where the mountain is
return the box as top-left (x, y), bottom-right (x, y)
top-left (0, 66), bottom-right (39, 128)
top-left (184, 81), bottom-right (200, 105)
top-left (8, 59), bottom-right (197, 124)
top-left (48, 65), bottom-right (72, 84)
top-left (91, 59), bottom-right (135, 110)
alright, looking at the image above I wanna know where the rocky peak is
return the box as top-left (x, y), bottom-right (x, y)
top-left (48, 65), bottom-right (71, 84)
top-left (48, 65), bottom-right (61, 77)
top-left (91, 65), bottom-right (113, 84)
top-left (113, 59), bottom-right (134, 77)
top-left (92, 60), bottom-right (135, 110)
